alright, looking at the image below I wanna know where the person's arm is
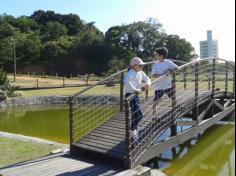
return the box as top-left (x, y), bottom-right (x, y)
top-left (169, 61), bottom-right (180, 72)
top-left (142, 72), bottom-right (151, 98)
top-left (128, 81), bottom-right (142, 94)
top-left (142, 72), bottom-right (151, 87)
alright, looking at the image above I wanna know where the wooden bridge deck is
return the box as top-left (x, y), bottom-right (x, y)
top-left (0, 153), bottom-right (121, 176)
top-left (72, 90), bottom-right (217, 162)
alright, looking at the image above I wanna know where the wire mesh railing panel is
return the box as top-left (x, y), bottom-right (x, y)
top-left (70, 72), bottom-right (125, 143)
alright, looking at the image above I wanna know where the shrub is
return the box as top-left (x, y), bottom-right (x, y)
top-left (0, 68), bottom-right (8, 86)
top-left (2, 83), bottom-right (20, 97)
top-left (0, 90), bottom-right (7, 101)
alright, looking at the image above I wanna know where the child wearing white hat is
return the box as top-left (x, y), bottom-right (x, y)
top-left (124, 57), bottom-right (151, 144)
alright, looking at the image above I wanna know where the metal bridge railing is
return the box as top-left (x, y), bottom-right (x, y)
top-left (69, 69), bottom-right (126, 144)
top-left (68, 58), bottom-right (235, 169)
top-left (69, 59), bottom-right (185, 146)
top-left (124, 58), bottom-right (235, 168)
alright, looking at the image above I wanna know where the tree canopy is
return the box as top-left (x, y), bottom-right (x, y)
top-left (0, 12), bottom-right (195, 76)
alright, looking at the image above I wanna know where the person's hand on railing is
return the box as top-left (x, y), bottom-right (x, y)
top-left (134, 89), bottom-right (142, 95)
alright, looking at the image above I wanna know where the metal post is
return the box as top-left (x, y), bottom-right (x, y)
top-left (212, 59), bottom-right (216, 97)
top-left (233, 66), bottom-right (235, 98)
top-left (36, 79), bottom-right (39, 89)
top-left (69, 97), bottom-right (74, 146)
top-left (120, 72), bottom-right (124, 112)
top-left (184, 67), bottom-right (187, 90)
top-left (86, 75), bottom-right (89, 87)
top-left (225, 61), bottom-right (228, 97)
top-left (207, 68), bottom-right (211, 90)
top-left (171, 72), bottom-right (177, 136)
top-left (124, 99), bottom-right (132, 169)
top-left (193, 63), bottom-right (199, 121)
top-left (212, 59), bottom-right (216, 116)
top-left (63, 77), bottom-right (65, 87)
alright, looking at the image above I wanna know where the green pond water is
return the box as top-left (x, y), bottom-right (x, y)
top-left (0, 106), bottom-right (70, 144)
top-left (0, 106), bottom-right (235, 176)
top-left (153, 124), bottom-right (235, 176)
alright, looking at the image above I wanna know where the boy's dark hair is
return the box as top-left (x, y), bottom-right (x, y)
top-left (155, 47), bottom-right (168, 58)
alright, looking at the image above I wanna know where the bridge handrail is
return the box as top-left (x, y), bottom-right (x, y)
top-left (72, 69), bottom-right (127, 98)
top-left (125, 58), bottom-right (213, 101)
top-left (72, 59), bottom-right (186, 99)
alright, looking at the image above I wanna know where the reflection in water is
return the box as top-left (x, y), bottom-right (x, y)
top-left (149, 124), bottom-right (235, 176)
top-left (0, 106), bottom-right (69, 144)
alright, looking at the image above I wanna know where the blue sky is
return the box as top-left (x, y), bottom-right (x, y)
top-left (0, 0), bottom-right (235, 60)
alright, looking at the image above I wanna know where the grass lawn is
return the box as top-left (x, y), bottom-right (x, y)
top-left (0, 137), bottom-right (59, 168)
top-left (18, 81), bottom-right (233, 97)
top-left (20, 87), bottom-right (85, 97)
top-left (20, 85), bottom-right (121, 97)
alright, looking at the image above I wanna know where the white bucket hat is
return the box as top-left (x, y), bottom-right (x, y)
top-left (130, 57), bottom-right (146, 66)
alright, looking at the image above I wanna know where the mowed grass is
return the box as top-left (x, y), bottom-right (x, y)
top-left (19, 81), bottom-right (233, 97)
top-left (0, 137), bottom-right (58, 168)
top-left (20, 85), bottom-right (121, 97)
top-left (21, 87), bottom-right (85, 97)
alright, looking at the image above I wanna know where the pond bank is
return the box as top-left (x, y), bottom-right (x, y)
top-left (0, 132), bottom-right (68, 148)
top-left (0, 96), bottom-right (69, 108)
top-left (0, 95), bottom-right (120, 108)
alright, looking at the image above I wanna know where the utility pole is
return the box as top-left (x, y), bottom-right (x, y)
top-left (12, 38), bottom-right (16, 82)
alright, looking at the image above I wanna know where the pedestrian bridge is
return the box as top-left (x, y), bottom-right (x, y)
top-left (69, 58), bottom-right (235, 169)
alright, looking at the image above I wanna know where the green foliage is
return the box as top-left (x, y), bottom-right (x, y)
top-left (42, 21), bottom-right (68, 41)
top-left (164, 35), bottom-right (195, 62)
top-left (3, 83), bottom-right (20, 97)
top-left (0, 10), bottom-right (196, 76)
top-left (0, 68), bottom-right (8, 100)
top-left (0, 68), bottom-right (7, 85)
top-left (104, 21), bottom-right (195, 69)
top-left (0, 68), bottom-right (21, 98)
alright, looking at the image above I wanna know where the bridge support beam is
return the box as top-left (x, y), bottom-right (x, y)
top-left (134, 103), bottom-right (235, 167)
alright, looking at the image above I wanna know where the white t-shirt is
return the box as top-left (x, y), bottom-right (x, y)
top-left (124, 69), bottom-right (151, 94)
top-left (151, 59), bottom-right (179, 90)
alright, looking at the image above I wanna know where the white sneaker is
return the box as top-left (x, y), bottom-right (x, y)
top-left (131, 129), bottom-right (138, 138)
top-left (131, 130), bottom-right (139, 144)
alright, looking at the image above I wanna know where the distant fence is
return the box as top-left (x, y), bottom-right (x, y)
top-left (7, 73), bottom-right (100, 90)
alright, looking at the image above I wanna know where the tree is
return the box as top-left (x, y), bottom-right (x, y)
top-left (30, 10), bottom-right (83, 35)
top-left (0, 38), bottom-right (14, 68)
top-left (61, 14), bottom-right (83, 35)
top-left (105, 21), bottom-right (165, 60)
top-left (105, 21), bottom-right (195, 63)
top-left (164, 35), bottom-right (195, 62)
top-left (16, 16), bottom-right (39, 32)
top-left (0, 23), bottom-right (15, 39)
top-left (17, 32), bottom-right (42, 64)
top-left (42, 21), bottom-right (68, 41)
